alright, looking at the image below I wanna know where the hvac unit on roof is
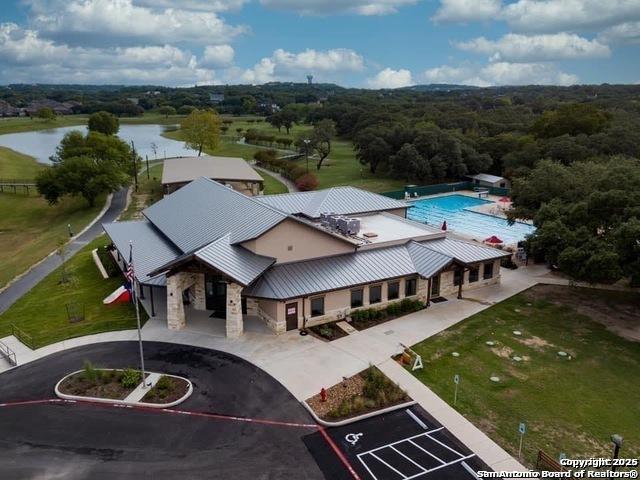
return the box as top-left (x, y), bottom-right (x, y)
top-left (345, 218), bottom-right (360, 235)
top-left (320, 212), bottom-right (334, 228)
top-left (329, 215), bottom-right (342, 230)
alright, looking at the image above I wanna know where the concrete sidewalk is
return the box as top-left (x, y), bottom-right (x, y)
top-left (1, 265), bottom-right (548, 471)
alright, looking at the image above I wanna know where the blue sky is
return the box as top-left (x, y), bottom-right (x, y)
top-left (1, 0), bottom-right (639, 87)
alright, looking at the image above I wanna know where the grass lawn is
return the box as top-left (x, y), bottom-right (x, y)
top-left (0, 235), bottom-right (139, 349)
top-left (407, 284), bottom-right (640, 468)
top-left (120, 162), bottom-right (164, 220)
top-left (259, 169), bottom-right (289, 194)
top-left (0, 192), bottom-right (105, 289)
top-left (0, 115), bottom-right (88, 135)
top-left (0, 147), bottom-right (44, 179)
top-left (165, 117), bottom-right (406, 193)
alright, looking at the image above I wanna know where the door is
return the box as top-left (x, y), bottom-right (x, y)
top-left (431, 274), bottom-right (440, 297)
top-left (285, 302), bottom-right (298, 331)
top-left (205, 274), bottom-right (227, 319)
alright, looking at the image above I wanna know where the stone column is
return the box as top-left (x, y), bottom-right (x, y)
top-left (226, 282), bottom-right (244, 338)
top-left (167, 274), bottom-right (186, 330)
top-left (192, 273), bottom-right (206, 310)
top-left (417, 277), bottom-right (428, 303)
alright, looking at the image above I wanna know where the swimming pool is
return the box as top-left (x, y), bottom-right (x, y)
top-left (407, 194), bottom-right (535, 244)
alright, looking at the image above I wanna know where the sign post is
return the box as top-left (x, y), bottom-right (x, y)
top-left (518, 422), bottom-right (526, 460)
top-left (453, 374), bottom-right (460, 406)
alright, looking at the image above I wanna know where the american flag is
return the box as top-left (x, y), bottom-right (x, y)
top-left (125, 242), bottom-right (135, 288)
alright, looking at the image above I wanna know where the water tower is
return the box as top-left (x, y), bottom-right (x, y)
top-left (306, 75), bottom-right (313, 85)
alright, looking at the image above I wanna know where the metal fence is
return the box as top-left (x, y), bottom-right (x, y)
top-left (0, 340), bottom-right (17, 366)
top-left (382, 181), bottom-right (510, 199)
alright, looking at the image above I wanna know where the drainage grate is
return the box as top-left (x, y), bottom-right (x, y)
top-left (431, 297), bottom-right (448, 303)
top-left (384, 330), bottom-right (394, 335)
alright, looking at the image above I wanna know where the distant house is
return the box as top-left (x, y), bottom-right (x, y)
top-left (161, 155), bottom-right (264, 196)
top-left (469, 174), bottom-right (510, 190)
top-left (25, 99), bottom-right (78, 116)
top-left (209, 93), bottom-right (225, 104)
top-left (127, 97), bottom-right (140, 105)
top-left (0, 100), bottom-right (19, 117)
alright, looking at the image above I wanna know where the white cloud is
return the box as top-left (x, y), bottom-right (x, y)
top-left (259, 0), bottom-right (417, 16)
top-left (241, 48), bottom-right (365, 84)
top-left (134, 0), bottom-right (248, 11)
top-left (599, 21), bottom-right (640, 44)
top-left (28, 0), bottom-right (247, 46)
top-left (201, 44), bottom-right (235, 67)
top-left (432, 0), bottom-right (502, 23)
top-left (0, 23), bottom-right (216, 85)
top-left (455, 33), bottom-right (610, 62)
top-left (421, 61), bottom-right (578, 86)
top-left (366, 68), bottom-right (413, 88)
top-left (501, 0), bottom-right (640, 33)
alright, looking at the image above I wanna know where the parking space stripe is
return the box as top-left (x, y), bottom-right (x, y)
top-left (357, 428), bottom-right (444, 456)
top-left (408, 439), bottom-right (445, 465)
top-left (425, 433), bottom-right (466, 458)
top-left (390, 445), bottom-right (427, 473)
top-left (368, 451), bottom-right (408, 478)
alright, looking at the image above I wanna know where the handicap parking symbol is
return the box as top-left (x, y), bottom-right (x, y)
top-left (345, 433), bottom-right (363, 446)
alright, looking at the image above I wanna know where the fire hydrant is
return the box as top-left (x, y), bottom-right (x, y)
top-left (320, 387), bottom-right (327, 402)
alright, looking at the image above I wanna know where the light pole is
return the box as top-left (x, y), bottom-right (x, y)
top-left (67, 223), bottom-right (73, 238)
top-left (303, 138), bottom-right (311, 173)
top-left (611, 434), bottom-right (623, 473)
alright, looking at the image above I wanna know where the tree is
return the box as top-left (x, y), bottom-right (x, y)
top-left (158, 105), bottom-right (177, 118)
top-left (390, 143), bottom-right (429, 181)
top-left (37, 130), bottom-right (137, 207)
top-left (180, 109), bottom-right (221, 156)
top-left (267, 113), bottom-right (284, 132)
top-left (88, 111), bottom-right (119, 136)
top-left (311, 119), bottom-right (336, 170)
top-left (36, 107), bottom-right (55, 121)
top-left (178, 105), bottom-right (196, 115)
top-left (356, 134), bottom-right (391, 174)
top-left (531, 104), bottom-right (610, 138)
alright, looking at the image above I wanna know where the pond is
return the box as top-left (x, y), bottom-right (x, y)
top-left (0, 124), bottom-right (199, 164)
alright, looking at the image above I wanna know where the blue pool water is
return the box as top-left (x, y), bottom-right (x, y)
top-left (408, 194), bottom-right (535, 244)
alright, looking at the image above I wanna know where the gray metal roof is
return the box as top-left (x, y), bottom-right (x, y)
top-left (420, 237), bottom-right (510, 263)
top-left (244, 236), bottom-right (509, 300)
top-left (143, 177), bottom-right (287, 252)
top-left (194, 234), bottom-right (275, 286)
top-left (471, 173), bottom-right (506, 183)
top-left (162, 156), bottom-right (263, 185)
top-left (255, 186), bottom-right (410, 218)
top-left (103, 220), bottom-right (180, 286)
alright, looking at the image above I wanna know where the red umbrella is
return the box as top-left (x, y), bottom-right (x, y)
top-left (484, 235), bottom-right (503, 244)
top-left (441, 220), bottom-right (447, 231)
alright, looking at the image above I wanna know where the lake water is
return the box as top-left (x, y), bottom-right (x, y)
top-left (0, 124), bottom-right (199, 164)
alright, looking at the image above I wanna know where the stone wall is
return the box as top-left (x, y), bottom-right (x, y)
top-left (226, 282), bottom-right (243, 338)
top-left (166, 272), bottom-right (199, 330)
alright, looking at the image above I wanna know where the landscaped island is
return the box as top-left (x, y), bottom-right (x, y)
top-left (56, 361), bottom-right (192, 407)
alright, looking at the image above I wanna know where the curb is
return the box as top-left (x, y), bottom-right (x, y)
top-left (302, 399), bottom-right (417, 427)
top-left (0, 192), bottom-right (113, 295)
top-left (91, 249), bottom-right (109, 279)
top-left (54, 369), bottom-right (193, 409)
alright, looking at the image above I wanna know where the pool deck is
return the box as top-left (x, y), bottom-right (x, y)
top-left (407, 190), bottom-right (534, 248)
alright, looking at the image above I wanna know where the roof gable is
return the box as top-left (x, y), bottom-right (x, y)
top-left (143, 177), bottom-right (287, 252)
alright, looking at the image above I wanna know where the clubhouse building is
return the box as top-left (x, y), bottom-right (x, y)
top-left (103, 178), bottom-right (509, 338)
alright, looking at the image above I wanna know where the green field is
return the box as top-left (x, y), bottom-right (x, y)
top-left (0, 236), bottom-right (139, 348)
top-left (120, 162), bottom-right (164, 221)
top-left (259, 169), bottom-right (289, 194)
top-left (0, 147), bottom-right (44, 179)
top-left (166, 116), bottom-right (405, 192)
top-left (407, 285), bottom-right (640, 468)
top-left (0, 192), bottom-right (106, 289)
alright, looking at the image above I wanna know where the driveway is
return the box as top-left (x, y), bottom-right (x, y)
top-left (0, 186), bottom-right (129, 315)
top-left (0, 341), bottom-right (325, 479)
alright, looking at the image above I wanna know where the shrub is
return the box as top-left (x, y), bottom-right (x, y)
top-left (295, 173), bottom-right (319, 191)
top-left (82, 361), bottom-right (103, 383)
top-left (120, 368), bottom-right (142, 389)
top-left (155, 375), bottom-right (175, 392)
top-left (97, 245), bottom-right (121, 277)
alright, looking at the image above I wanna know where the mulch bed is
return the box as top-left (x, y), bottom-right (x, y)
top-left (141, 376), bottom-right (190, 404)
top-left (59, 370), bottom-right (135, 400)
top-left (308, 322), bottom-right (349, 341)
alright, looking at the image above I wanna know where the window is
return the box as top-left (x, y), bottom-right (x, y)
top-left (387, 281), bottom-right (400, 300)
top-left (369, 285), bottom-right (382, 304)
top-left (483, 262), bottom-right (494, 279)
top-left (351, 288), bottom-right (364, 308)
top-left (453, 269), bottom-right (463, 286)
top-left (405, 278), bottom-right (417, 296)
top-left (310, 297), bottom-right (324, 317)
top-left (469, 266), bottom-right (479, 283)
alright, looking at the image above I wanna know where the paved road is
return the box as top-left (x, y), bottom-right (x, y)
top-left (0, 341), bottom-right (325, 479)
top-left (254, 165), bottom-right (298, 193)
top-left (0, 187), bottom-right (128, 315)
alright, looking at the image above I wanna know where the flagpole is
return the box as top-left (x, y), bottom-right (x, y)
top-left (130, 241), bottom-right (148, 387)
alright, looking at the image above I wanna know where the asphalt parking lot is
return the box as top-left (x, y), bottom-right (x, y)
top-left (0, 341), bottom-right (325, 479)
top-left (305, 405), bottom-right (493, 480)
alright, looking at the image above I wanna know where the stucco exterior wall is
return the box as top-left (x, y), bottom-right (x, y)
top-left (164, 179), bottom-right (261, 196)
top-left (242, 218), bottom-right (354, 263)
top-left (253, 261), bottom-right (502, 330)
